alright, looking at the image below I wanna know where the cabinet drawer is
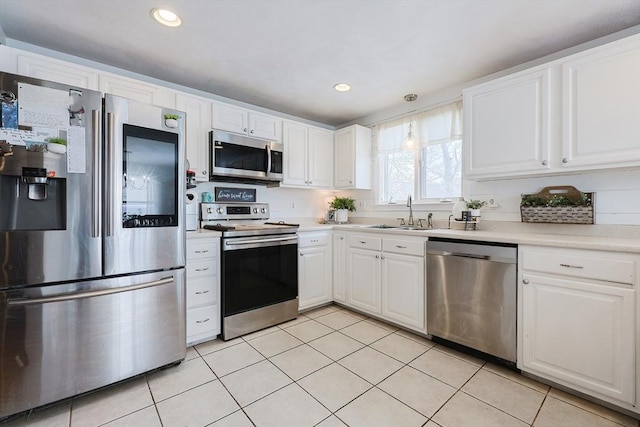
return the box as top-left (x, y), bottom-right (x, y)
top-left (187, 259), bottom-right (216, 279)
top-left (298, 232), bottom-right (330, 248)
top-left (347, 235), bottom-right (382, 251)
top-left (186, 239), bottom-right (218, 261)
top-left (187, 277), bottom-right (218, 308)
top-left (187, 304), bottom-right (218, 338)
top-left (383, 238), bottom-right (425, 256)
top-left (521, 246), bottom-right (636, 285)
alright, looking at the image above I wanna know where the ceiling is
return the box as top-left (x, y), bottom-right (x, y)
top-left (0, 1), bottom-right (639, 127)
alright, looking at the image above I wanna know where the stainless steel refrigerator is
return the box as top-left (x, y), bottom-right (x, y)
top-left (0, 72), bottom-right (186, 419)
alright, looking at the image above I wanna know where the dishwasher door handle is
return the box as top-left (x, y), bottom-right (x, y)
top-left (430, 250), bottom-right (490, 260)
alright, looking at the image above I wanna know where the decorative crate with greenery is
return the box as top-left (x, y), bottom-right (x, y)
top-left (520, 186), bottom-right (594, 224)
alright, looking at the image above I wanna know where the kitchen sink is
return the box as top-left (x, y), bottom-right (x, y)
top-left (367, 224), bottom-right (432, 230)
top-left (367, 224), bottom-right (400, 229)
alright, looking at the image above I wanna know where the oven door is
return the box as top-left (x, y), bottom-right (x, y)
top-left (221, 234), bottom-right (298, 318)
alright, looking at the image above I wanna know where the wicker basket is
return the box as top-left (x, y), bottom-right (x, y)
top-left (520, 186), bottom-right (594, 224)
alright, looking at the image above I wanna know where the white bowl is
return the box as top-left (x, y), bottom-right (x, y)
top-left (47, 143), bottom-right (67, 154)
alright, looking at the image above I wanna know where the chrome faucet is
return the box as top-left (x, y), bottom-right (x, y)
top-left (427, 213), bottom-right (433, 229)
top-left (407, 195), bottom-right (414, 226)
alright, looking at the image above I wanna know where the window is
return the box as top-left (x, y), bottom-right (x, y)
top-left (375, 101), bottom-right (462, 204)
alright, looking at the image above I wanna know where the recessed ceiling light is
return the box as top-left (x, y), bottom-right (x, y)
top-left (151, 8), bottom-right (182, 27)
top-left (333, 83), bottom-right (351, 92)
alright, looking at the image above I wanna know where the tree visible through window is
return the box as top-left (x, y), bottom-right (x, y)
top-left (376, 101), bottom-right (462, 203)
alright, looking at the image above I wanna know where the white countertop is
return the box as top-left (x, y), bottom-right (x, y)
top-left (297, 223), bottom-right (640, 253)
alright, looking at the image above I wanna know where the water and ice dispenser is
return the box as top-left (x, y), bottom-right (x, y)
top-left (0, 143), bottom-right (67, 231)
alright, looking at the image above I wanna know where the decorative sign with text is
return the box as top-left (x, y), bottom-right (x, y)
top-left (214, 187), bottom-right (256, 202)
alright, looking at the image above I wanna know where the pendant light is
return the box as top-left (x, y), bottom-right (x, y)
top-left (402, 94), bottom-right (418, 150)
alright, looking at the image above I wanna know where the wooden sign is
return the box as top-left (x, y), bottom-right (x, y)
top-left (214, 187), bottom-right (256, 202)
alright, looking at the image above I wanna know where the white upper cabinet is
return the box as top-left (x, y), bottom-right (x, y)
top-left (334, 124), bottom-right (372, 189)
top-left (561, 36), bottom-right (640, 170)
top-left (211, 101), bottom-right (282, 141)
top-left (99, 74), bottom-right (174, 107)
top-left (282, 121), bottom-right (333, 188)
top-left (16, 51), bottom-right (99, 89)
top-left (464, 33), bottom-right (640, 180)
top-left (176, 92), bottom-right (211, 181)
top-left (464, 67), bottom-right (551, 179)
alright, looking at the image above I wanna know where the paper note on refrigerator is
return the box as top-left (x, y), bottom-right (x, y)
top-left (18, 83), bottom-right (69, 128)
top-left (67, 125), bottom-right (86, 173)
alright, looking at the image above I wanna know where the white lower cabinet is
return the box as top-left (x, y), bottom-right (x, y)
top-left (519, 245), bottom-right (638, 410)
top-left (298, 231), bottom-right (332, 311)
top-left (345, 233), bottom-right (426, 333)
top-left (332, 232), bottom-right (347, 303)
top-left (186, 235), bottom-right (220, 346)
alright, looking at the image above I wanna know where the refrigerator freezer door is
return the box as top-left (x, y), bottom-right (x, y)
top-left (0, 269), bottom-right (186, 419)
top-left (103, 95), bottom-right (186, 275)
top-left (0, 73), bottom-right (103, 288)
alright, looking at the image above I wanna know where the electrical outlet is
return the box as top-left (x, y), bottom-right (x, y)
top-left (359, 201), bottom-right (365, 209)
top-left (290, 202), bottom-right (295, 210)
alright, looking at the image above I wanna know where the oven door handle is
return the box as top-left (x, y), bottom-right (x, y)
top-left (226, 235), bottom-right (298, 247)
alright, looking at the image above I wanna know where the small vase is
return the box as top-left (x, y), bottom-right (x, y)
top-left (335, 209), bottom-right (349, 223)
top-left (47, 142), bottom-right (67, 154)
top-left (165, 118), bottom-right (178, 128)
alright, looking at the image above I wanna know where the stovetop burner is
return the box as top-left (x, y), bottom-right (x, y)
top-left (201, 203), bottom-right (299, 237)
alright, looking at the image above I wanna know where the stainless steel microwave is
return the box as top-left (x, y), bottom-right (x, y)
top-left (209, 130), bottom-right (283, 186)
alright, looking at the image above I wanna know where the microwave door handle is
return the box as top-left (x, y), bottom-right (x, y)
top-left (265, 144), bottom-right (272, 177)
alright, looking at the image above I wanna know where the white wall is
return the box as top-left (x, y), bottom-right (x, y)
top-left (195, 181), bottom-right (335, 222)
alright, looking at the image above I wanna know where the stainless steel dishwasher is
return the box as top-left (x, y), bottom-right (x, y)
top-left (427, 238), bottom-right (517, 363)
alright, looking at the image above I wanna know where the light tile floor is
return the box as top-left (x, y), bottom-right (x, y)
top-left (2, 304), bottom-right (638, 427)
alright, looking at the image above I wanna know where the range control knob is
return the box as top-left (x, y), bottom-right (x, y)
top-left (216, 207), bottom-right (223, 214)
top-left (261, 208), bottom-right (266, 213)
top-left (253, 208), bottom-right (258, 213)
top-left (207, 207), bottom-right (213, 214)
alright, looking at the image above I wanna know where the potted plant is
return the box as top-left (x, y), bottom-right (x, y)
top-left (520, 186), bottom-right (593, 224)
top-left (465, 199), bottom-right (487, 217)
top-left (329, 196), bottom-right (356, 223)
top-left (46, 137), bottom-right (67, 154)
top-left (164, 113), bottom-right (180, 128)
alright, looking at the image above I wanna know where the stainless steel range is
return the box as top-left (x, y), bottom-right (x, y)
top-left (201, 202), bottom-right (299, 340)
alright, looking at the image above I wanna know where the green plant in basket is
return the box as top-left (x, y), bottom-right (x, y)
top-left (329, 196), bottom-right (356, 212)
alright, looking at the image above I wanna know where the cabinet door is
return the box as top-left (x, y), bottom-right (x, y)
top-left (562, 37), bottom-right (640, 170)
top-left (464, 67), bottom-right (551, 179)
top-left (308, 127), bottom-right (333, 188)
top-left (249, 112), bottom-right (282, 141)
top-left (176, 93), bottom-right (211, 180)
top-left (346, 247), bottom-right (380, 315)
top-left (100, 74), bottom-right (172, 107)
top-left (334, 127), bottom-right (355, 188)
top-left (299, 246), bottom-right (332, 310)
top-left (333, 233), bottom-right (347, 303)
top-left (282, 121), bottom-right (309, 186)
top-left (211, 101), bottom-right (248, 134)
top-left (17, 53), bottom-right (99, 89)
top-left (521, 274), bottom-right (635, 404)
top-left (381, 252), bottom-right (425, 332)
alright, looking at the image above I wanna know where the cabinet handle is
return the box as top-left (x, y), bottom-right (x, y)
top-left (195, 250), bottom-right (209, 254)
top-left (243, 128), bottom-right (247, 132)
top-left (195, 290), bottom-right (210, 295)
top-left (349, 180), bottom-right (353, 184)
top-left (375, 255), bottom-right (380, 259)
top-left (562, 158), bottom-right (569, 164)
top-left (202, 170), bottom-right (207, 175)
top-left (195, 318), bottom-right (210, 324)
top-left (309, 181), bottom-right (313, 184)
top-left (340, 237), bottom-right (344, 240)
top-left (541, 160), bottom-right (548, 166)
top-left (396, 245), bottom-right (407, 249)
top-left (195, 268), bottom-right (209, 272)
top-left (381, 256), bottom-right (385, 259)
top-left (560, 263), bottom-right (583, 269)
top-left (359, 241), bottom-right (367, 244)
top-left (250, 129), bottom-right (254, 134)
top-left (523, 279), bottom-right (529, 285)
top-left (311, 239), bottom-right (318, 243)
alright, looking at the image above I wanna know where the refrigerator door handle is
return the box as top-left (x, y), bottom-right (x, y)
top-left (105, 112), bottom-right (116, 237)
top-left (7, 276), bottom-right (174, 306)
top-left (92, 109), bottom-right (101, 238)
